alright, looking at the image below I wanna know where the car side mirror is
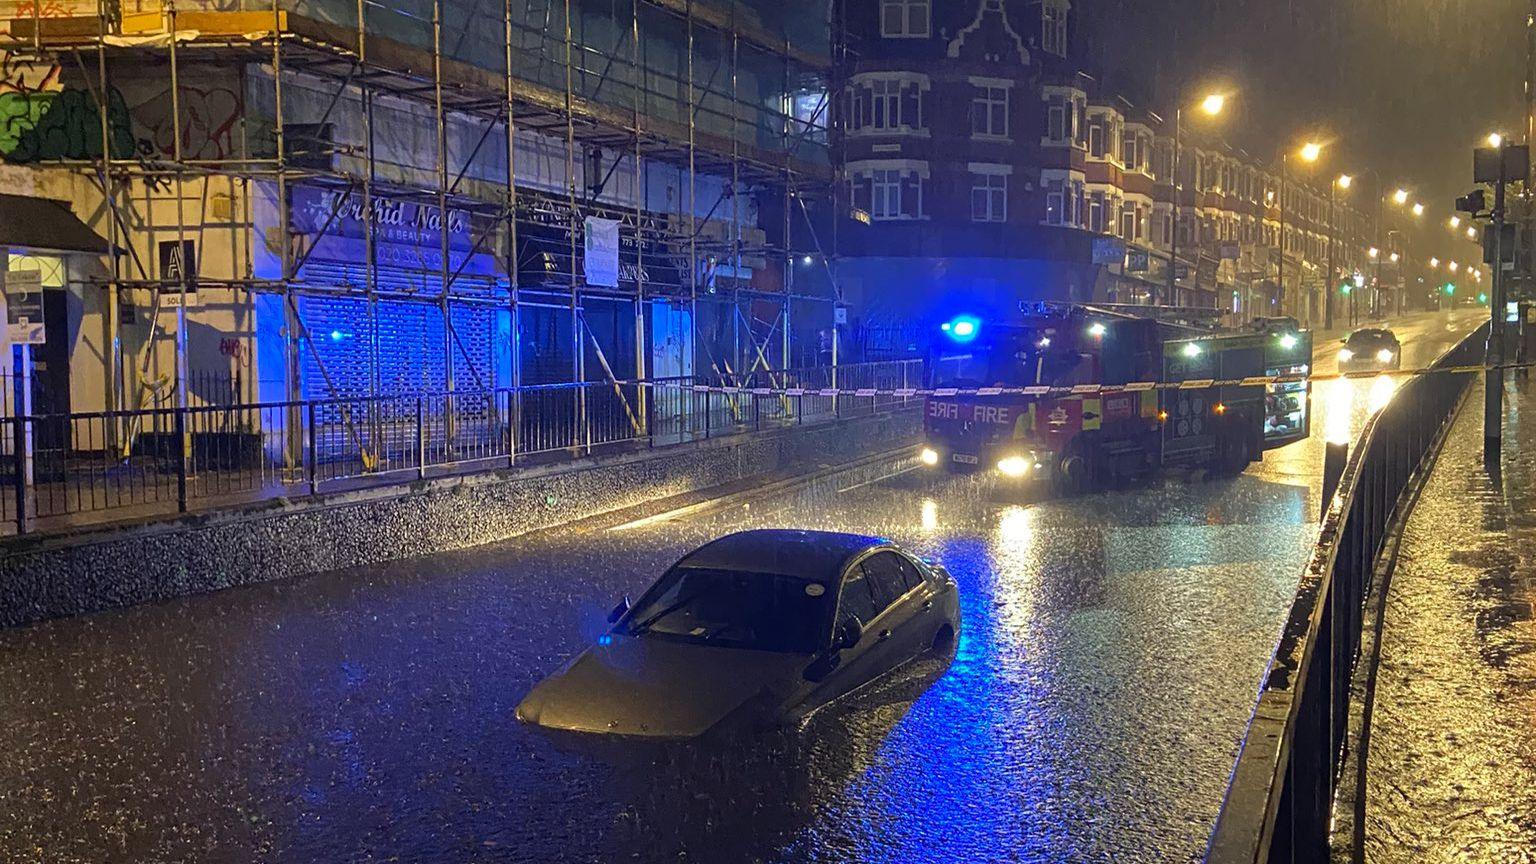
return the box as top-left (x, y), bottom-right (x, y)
top-left (835, 618), bottom-right (863, 651)
top-left (607, 596), bottom-right (631, 624)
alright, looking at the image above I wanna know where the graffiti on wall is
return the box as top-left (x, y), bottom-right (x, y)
top-left (0, 51), bottom-right (240, 163)
top-left (128, 84), bottom-right (242, 161)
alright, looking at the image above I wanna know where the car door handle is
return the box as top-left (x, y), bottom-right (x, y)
top-left (878, 629), bottom-right (892, 642)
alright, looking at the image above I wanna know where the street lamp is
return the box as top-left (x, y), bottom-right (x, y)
top-left (1412, 202), bottom-right (1425, 217)
top-left (1324, 172), bottom-right (1355, 329)
top-left (1165, 90), bottom-right (1227, 307)
top-left (1489, 132), bottom-right (1504, 148)
top-left (1393, 189), bottom-right (1410, 205)
top-left (1468, 226), bottom-right (1478, 241)
top-left (1450, 260), bottom-right (1460, 273)
top-left (1278, 141), bottom-right (1324, 323)
top-left (1430, 256), bottom-right (1440, 268)
top-left (1450, 215), bottom-right (1462, 229)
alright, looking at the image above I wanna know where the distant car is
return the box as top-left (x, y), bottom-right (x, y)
top-left (1249, 316), bottom-right (1302, 335)
top-left (1338, 328), bottom-right (1401, 372)
top-left (516, 529), bottom-right (961, 741)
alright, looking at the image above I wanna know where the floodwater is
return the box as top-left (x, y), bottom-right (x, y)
top-left (0, 311), bottom-right (1483, 864)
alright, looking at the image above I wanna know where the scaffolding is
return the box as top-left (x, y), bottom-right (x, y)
top-left (0, 0), bottom-right (837, 435)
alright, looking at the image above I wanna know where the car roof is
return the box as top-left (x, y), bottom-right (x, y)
top-left (675, 529), bottom-right (890, 582)
top-left (1348, 328), bottom-right (1395, 339)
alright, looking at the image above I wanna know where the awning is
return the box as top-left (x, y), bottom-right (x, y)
top-left (0, 193), bottom-right (110, 255)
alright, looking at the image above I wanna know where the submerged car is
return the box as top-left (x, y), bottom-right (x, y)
top-left (1338, 328), bottom-right (1401, 372)
top-left (516, 529), bottom-right (961, 741)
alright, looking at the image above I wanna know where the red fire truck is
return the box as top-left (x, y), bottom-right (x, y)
top-left (919, 304), bottom-right (1312, 492)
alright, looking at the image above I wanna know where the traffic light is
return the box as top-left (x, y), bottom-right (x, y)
top-left (1340, 280), bottom-right (1353, 295)
top-left (1444, 283), bottom-right (1457, 295)
top-left (1455, 189), bottom-right (1488, 215)
top-left (1479, 292), bottom-right (1489, 304)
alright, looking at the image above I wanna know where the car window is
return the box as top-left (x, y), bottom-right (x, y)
top-left (891, 555), bottom-right (925, 591)
top-left (859, 552), bottom-right (914, 614)
top-left (837, 567), bottom-right (881, 629)
top-left (622, 567), bottom-right (831, 653)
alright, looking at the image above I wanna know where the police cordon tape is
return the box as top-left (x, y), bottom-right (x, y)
top-left (636, 359), bottom-right (1518, 400)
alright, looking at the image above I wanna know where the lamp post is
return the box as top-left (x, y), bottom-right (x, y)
top-left (1278, 141), bottom-right (1321, 323)
top-left (1165, 92), bottom-right (1225, 307)
top-left (1326, 174), bottom-right (1351, 330)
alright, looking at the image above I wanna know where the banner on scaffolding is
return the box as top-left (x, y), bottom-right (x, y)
top-left (584, 216), bottom-right (620, 288)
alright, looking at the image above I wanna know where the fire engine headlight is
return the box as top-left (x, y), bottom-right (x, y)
top-left (997, 456), bottom-right (1031, 478)
top-left (1337, 348), bottom-right (1355, 362)
top-left (1375, 348), bottom-right (1395, 363)
top-left (920, 447), bottom-right (940, 467)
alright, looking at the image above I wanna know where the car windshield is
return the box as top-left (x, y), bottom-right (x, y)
top-left (622, 567), bottom-right (831, 653)
top-left (1347, 330), bottom-right (1394, 347)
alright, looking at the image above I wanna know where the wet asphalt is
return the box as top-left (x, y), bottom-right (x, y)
top-left (0, 311), bottom-right (1485, 864)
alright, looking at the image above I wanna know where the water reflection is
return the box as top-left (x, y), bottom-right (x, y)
top-left (920, 498), bottom-right (939, 532)
top-left (1324, 376), bottom-right (1357, 444)
top-left (1367, 374), bottom-right (1401, 414)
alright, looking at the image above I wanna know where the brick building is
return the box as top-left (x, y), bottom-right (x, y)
top-left (834, 0), bottom-right (1377, 357)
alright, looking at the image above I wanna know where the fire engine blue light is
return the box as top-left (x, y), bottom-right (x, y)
top-left (330, 330), bottom-right (346, 341)
top-left (945, 316), bottom-right (980, 343)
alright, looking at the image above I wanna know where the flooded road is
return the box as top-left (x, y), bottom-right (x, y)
top-left (0, 312), bottom-right (1483, 863)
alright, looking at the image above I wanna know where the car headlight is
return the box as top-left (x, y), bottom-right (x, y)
top-left (1338, 348), bottom-right (1354, 362)
top-left (920, 447), bottom-right (940, 466)
top-left (996, 456), bottom-right (1030, 477)
top-left (1375, 348), bottom-right (1395, 363)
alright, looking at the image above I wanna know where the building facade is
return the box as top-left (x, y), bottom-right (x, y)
top-left (0, 0), bottom-right (834, 426)
top-left (835, 0), bottom-right (1378, 357)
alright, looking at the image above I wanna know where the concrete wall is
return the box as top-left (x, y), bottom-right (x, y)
top-left (0, 407), bottom-right (920, 627)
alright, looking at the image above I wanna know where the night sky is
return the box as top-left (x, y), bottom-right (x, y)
top-left (1075, 0), bottom-right (1529, 212)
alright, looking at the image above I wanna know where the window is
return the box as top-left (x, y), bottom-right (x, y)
top-left (873, 169), bottom-right (902, 219)
top-left (837, 567), bottom-right (882, 629)
top-left (881, 0), bottom-right (929, 38)
top-left (971, 169), bottom-right (1007, 222)
top-left (1120, 206), bottom-right (1136, 241)
top-left (858, 552), bottom-right (916, 614)
top-left (1122, 131), bottom-right (1138, 170)
top-left (1089, 191), bottom-right (1105, 233)
top-left (623, 568), bottom-right (831, 654)
top-left (1088, 120), bottom-right (1104, 158)
top-left (871, 79), bottom-right (900, 129)
top-left (1042, 2), bottom-right (1067, 56)
top-left (847, 76), bottom-right (926, 134)
top-left (1047, 100), bottom-right (1066, 142)
top-left (1044, 180), bottom-right (1064, 225)
top-left (971, 85), bottom-right (1009, 138)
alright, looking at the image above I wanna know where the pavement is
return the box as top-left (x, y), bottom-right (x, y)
top-left (1363, 371), bottom-right (1536, 863)
top-left (0, 310), bottom-right (1486, 864)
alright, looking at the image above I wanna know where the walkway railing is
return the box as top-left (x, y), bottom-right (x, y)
top-left (1205, 325), bottom-right (1489, 863)
top-left (0, 359), bottom-right (922, 536)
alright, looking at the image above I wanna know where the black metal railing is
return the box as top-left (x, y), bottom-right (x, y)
top-left (0, 359), bottom-right (922, 535)
top-left (1205, 324), bottom-right (1489, 863)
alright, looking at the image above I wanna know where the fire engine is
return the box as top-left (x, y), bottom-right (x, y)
top-left (919, 304), bottom-right (1312, 492)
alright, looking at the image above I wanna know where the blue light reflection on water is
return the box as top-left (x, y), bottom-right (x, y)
top-left (776, 527), bottom-right (1065, 863)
